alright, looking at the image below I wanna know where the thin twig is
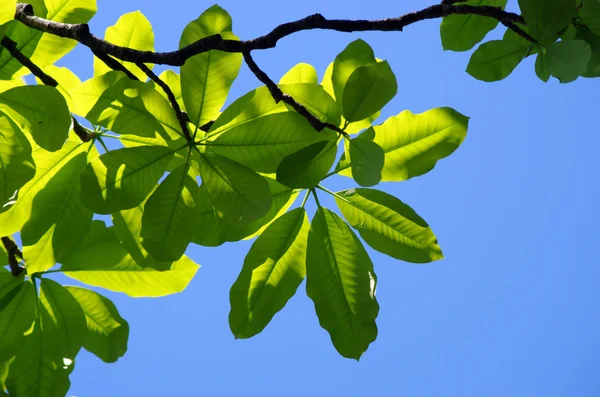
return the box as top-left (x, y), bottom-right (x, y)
top-left (136, 62), bottom-right (191, 141)
top-left (1, 237), bottom-right (24, 277)
top-left (13, 2), bottom-right (530, 67)
top-left (91, 47), bottom-right (138, 80)
top-left (243, 51), bottom-right (346, 135)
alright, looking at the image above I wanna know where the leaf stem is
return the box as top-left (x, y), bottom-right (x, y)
top-left (310, 188), bottom-right (322, 208)
top-left (316, 184), bottom-right (349, 203)
top-left (300, 189), bottom-right (310, 208)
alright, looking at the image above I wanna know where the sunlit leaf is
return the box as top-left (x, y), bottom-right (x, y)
top-left (336, 188), bottom-right (443, 263)
top-left (21, 142), bottom-right (98, 274)
top-left (65, 286), bottom-right (129, 363)
top-left (230, 208), bottom-right (309, 338)
top-left (337, 108), bottom-right (468, 182)
top-left (306, 207), bottom-right (378, 360)
top-left (141, 164), bottom-right (199, 261)
top-left (94, 11), bottom-right (155, 81)
top-left (279, 63), bottom-right (318, 84)
top-left (61, 221), bottom-right (199, 297)
top-left (0, 112), bottom-right (35, 212)
top-left (180, 5), bottom-right (242, 128)
top-left (80, 146), bottom-right (174, 214)
top-left (0, 279), bottom-right (36, 363)
top-left (348, 137), bottom-right (384, 187)
top-left (0, 85), bottom-right (71, 151)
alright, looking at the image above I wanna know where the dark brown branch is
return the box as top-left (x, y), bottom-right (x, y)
top-left (14, 3), bottom-right (529, 67)
top-left (1, 35), bottom-right (58, 86)
top-left (136, 62), bottom-right (191, 141)
top-left (91, 48), bottom-right (138, 81)
top-left (1, 237), bottom-right (24, 277)
top-left (243, 51), bottom-right (345, 135)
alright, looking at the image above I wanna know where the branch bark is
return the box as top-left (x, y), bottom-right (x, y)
top-left (1, 237), bottom-right (24, 277)
top-left (13, 2), bottom-right (531, 67)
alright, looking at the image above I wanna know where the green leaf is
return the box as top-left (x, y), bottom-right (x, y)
top-left (141, 164), bottom-right (199, 262)
top-left (576, 27), bottom-right (600, 77)
top-left (111, 187), bottom-right (173, 270)
top-left (321, 61), bottom-right (380, 134)
top-left (191, 177), bottom-right (299, 246)
top-left (332, 39), bottom-right (377, 113)
top-left (441, 0), bottom-right (508, 51)
top-left (348, 137), bottom-right (384, 187)
top-left (35, 65), bottom-right (81, 110)
top-left (21, 142), bottom-right (97, 274)
top-left (580, 0), bottom-right (600, 36)
top-left (0, 85), bottom-right (71, 151)
top-left (197, 152), bottom-right (272, 225)
top-left (279, 63), bottom-right (318, 84)
top-left (229, 208), bottom-right (310, 338)
top-left (180, 5), bottom-right (242, 128)
top-left (4, 280), bottom-right (78, 397)
top-left (335, 188), bottom-right (443, 263)
top-left (0, 141), bottom-right (88, 237)
top-left (518, 0), bottom-right (576, 44)
top-left (0, 112), bottom-right (35, 211)
top-left (39, 279), bottom-right (87, 359)
top-left (535, 51), bottom-right (551, 82)
top-left (94, 11), bottom-right (155, 81)
top-left (65, 286), bottom-right (129, 363)
top-left (341, 61), bottom-right (397, 122)
top-left (80, 146), bottom-right (174, 214)
top-left (0, 1), bottom-right (16, 26)
top-left (276, 138), bottom-right (338, 188)
top-left (336, 108), bottom-right (468, 182)
top-left (207, 85), bottom-right (338, 173)
top-left (545, 39), bottom-right (592, 83)
top-left (0, 280), bottom-right (36, 362)
top-left (0, 0), bottom-right (97, 80)
top-left (60, 221), bottom-right (200, 297)
top-left (72, 71), bottom-right (184, 143)
top-left (306, 207), bottom-right (378, 360)
top-left (467, 39), bottom-right (530, 82)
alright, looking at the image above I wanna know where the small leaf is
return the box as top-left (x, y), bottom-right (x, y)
top-left (80, 146), bottom-right (174, 214)
top-left (467, 39), bottom-right (530, 82)
top-left (306, 207), bottom-right (379, 360)
top-left (276, 138), bottom-right (338, 188)
top-left (229, 208), bottom-right (310, 338)
top-left (61, 221), bottom-right (199, 298)
top-left (141, 165), bottom-right (199, 262)
top-left (348, 137), bottom-right (384, 187)
top-left (441, 0), bottom-right (508, 51)
top-left (279, 63), bottom-right (318, 84)
top-left (197, 152), bottom-right (272, 225)
top-left (545, 39), bottom-right (592, 83)
top-left (341, 61), bottom-right (397, 122)
top-left (518, 0), bottom-right (577, 44)
top-left (180, 5), bottom-right (242, 128)
top-left (336, 188), bottom-right (443, 263)
top-left (65, 286), bottom-right (129, 363)
top-left (94, 11), bottom-right (155, 81)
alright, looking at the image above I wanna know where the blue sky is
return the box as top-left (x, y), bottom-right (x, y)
top-left (48, 0), bottom-right (600, 395)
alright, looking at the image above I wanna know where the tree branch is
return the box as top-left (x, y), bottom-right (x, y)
top-left (243, 51), bottom-right (346, 135)
top-left (1, 237), bottom-right (24, 277)
top-left (13, 2), bottom-right (529, 67)
top-left (136, 62), bottom-right (191, 141)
